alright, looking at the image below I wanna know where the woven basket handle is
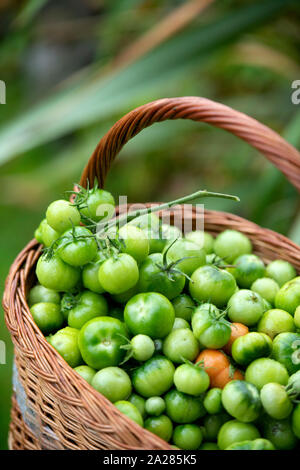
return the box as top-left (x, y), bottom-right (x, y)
top-left (80, 97), bottom-right (300, 191)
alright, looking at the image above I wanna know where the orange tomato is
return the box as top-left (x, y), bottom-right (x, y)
top-left (223, 322), bottom-right (249, 355)
top-left (196, 349), bottom-right (244, 389)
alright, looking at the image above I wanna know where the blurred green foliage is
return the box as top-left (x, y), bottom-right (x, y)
top-left (0, 0), bottom-right (300, 450)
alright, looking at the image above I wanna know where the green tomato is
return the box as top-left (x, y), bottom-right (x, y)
top-left (227, 289), bottom-right (265, 326)
top-left (292, 403), bottom-right (300, 438)
top-left (172, 294), bottom-right (195, 322)
top-left (203, 413), bottom-right (231, 441)
top-left (128, 394), bottom-right (146, 418)
top-left (118, 224), bottom-right (149, 263)
top-left (189, 265), bottom-right (237, 308)
top-left (78, 316), bottom-right (129, 369)
top-left (295, 306), bottom-right (300, 328)
top-left (257, 308), bottom-right (295, 339)
top-left (221, 380), bottom-right (261, 423)
top-left (132, 355), bottom-right (175, 398)
top-left (34, 220), bottom-right (44, 244)
top-left (173, 318), bottom-right (190, 330)
top-left (163, 328), bottom-right (199, 363)
top-left (92, 367), bottom-right (132, 402)
top-left (145, 415), bottom-right (173, 442)
top-left (191, 305), bottom-right (231, 349)
top-left (30, 302), bottom-right (64, 335)
top-left (173, 424), bottom-right (203, 450)
top-left (46, 200), bottom-right (81, 233)
top-left (275, 277), bottom-right (300, 315)
top-left (266, 260), bottom-right (297, 287)
top-left (145, 397), bottom-right (166, 416)
top-left (124, 292), bottom-right (175, 339)
top-left (40, 219), bottom-right (60, 247)
top-left (174, 363), bottom-right (210, 396)
top-left (67, 291), bottom-right (108, 329)
top-left (272, 332), bottom-right (300, 374)
top-left (245, 358), bottom-right (289, 390)
top-left (115, 401), bottom-right (143, 427)
top-left (163, 238), bottom-right (206, 276)
top-left (251, 277), bottom-right (279, 305)
top-left (260, 383), bottom-right (293, 420)
top-left (98, 253), bottom-right (139, 295)
top-left (199, 443), bottom-right (219, 450)
top-left (214, 230), bottom-right (252, 264)
top-left (137, 253), bottom-right (185, 300)
top-left (262, 416), bottom-right (298, 450)
top-left (217, 420), bottom-right (260, 450)
top-left (231, 332), bottom-right (272, 366)
top-left (36, 254), bottom-right (81, 292)
top-left (185, 231), bottom-right (214, 254)
top-left (57, 226), bottom-right (97, 267)
top-left (203, 388), bottom-right (223, 414)
top-left (206, 254), bottom-right (226, 267)
top-left (48, 327), bottom-right (83, 368)
top-left (225, 438), bottom-right (275, 450)
top-left (28, 285), bottom-right (60, 306)
top-left (232, 254), bottom-right (265, 289)
top-left (79, 188), bottom-right (115, 223)
top-left (165, 389), bottom-right (206, 423)
top-left (82, 252), bottom-right (106, 294)
top-left (130, 334), bottom-right (155, 361)
top-left (74, 365), bottom-right (96, 385)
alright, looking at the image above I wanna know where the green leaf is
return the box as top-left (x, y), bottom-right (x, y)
top-left (0, 0), bottom-right (293, 166)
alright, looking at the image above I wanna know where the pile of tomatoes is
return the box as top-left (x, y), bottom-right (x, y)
top-left (29, 185), bottom-right (300, 450)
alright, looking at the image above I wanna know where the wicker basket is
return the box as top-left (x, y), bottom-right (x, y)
top-left (3, 97), bottom-right (300, 450)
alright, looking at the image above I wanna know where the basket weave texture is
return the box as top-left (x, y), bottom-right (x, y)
top-left (3, 97), bottom-right (300, 450)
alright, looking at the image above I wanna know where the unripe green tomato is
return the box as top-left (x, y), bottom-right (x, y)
top-left (115, 401), bottom-right (143, 427)
top-left (144, 415), bottom-right (173, 442)
top-left (30, 302), bottom-right (64, 335)
top-left (48, 327), bottom-right (83, 368)
top-left (46, 199), bottom-right (81, 233)
top-left (213, 230), bottom-right (252, 264)
top-left (231, 332), bottom-right (272, 366)
top-left (257, 308), bottom-right (295, 339)
top-left (98, 253), bottom-right (139, 295)
top-left (275, 277), bottom-right (300, 315)
top-left (92, 367), bottom-right (132, 403)
top-left (174, 363), bottom-right (210, 396)
top-left (80, 188), bottom-right (115, 222)
top-left (185, 231), bottom-right (214, 254)
top-left (40, 219), bottom-right (60, 247)
top-left (203, 413), bottom-right (230, 441)
top-left (227, 289), bottom-right (265, 326)
top-left (145, 396), bottom-right (165, 416)
top-left (217, 420), bottom-right (260, 450)
top-left (245, 358), bottom-right (289, 390)
top-left (36, 255), bottom-right (81, 292)
top-left (221, 380), bottom-right (261, 423)
top-left (119, 224), bottom-right (149, 263)
top-left (266, 260), bottom-right (296, 287)
top-left (232, 254), bottom-right (265, 288)
top-left (203, 388), bottom-right (223, 414)
top-left (172, 294), bottom-right (195, 322)
top-left (128, 394), bottom-right (146, 418)
top-left (28, 285), bottom-right (60, 306)
top-left (163, 238), bottom-right (206, 276)
top-left (132, 356), bottom-right (175, 398)
top-left (131, 334), bottom-right (155, 361)
top-left (260, 383), bottom-right (293, 420)
top-left (173, 318), bottom-right (190, 330)
top-left (272, 332), bottom-right (300, 375)
top-left (251, 277), bottom-right (279, 305)
top-left (74, 365), bottom-right (96, 385)
top-left (165, 389), bottom-right (206, 423)
top-left (172, 424), bottom-right (203, 450)
top-left (262, 416), bottom-right (298, 450)
top-left (163, 328), bottom-right (199, 363)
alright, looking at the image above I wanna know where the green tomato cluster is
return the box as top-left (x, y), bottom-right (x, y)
top-left (31, 197), bottom-right (300, 451)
